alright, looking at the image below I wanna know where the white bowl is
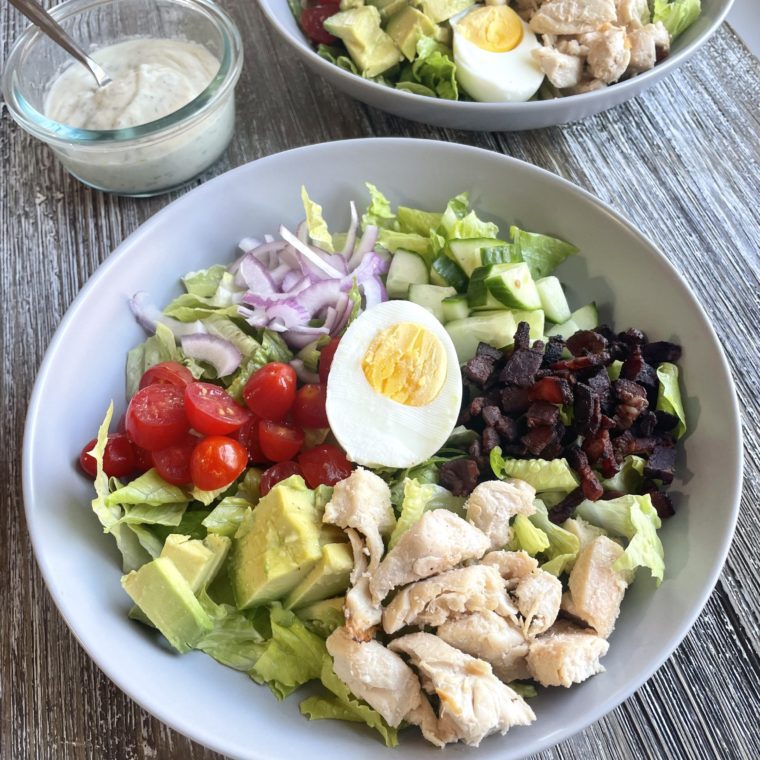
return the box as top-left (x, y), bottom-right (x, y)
top-left (258, 0), bottom-right (734, 131)
top-left (23, 138), bottom-right (742, 759)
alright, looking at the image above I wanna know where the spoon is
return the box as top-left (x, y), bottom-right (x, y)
top-left (9, 0), bottom-right (112, 87)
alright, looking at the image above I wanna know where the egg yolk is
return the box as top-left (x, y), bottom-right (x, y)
top-left (361, 322), bottom-right (447, 407)
top-left (456, 6), bottom-right (523, 53)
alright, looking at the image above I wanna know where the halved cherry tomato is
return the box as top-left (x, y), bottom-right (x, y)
top-left (318, 337), bottom-right (340, 385)
top-left (260, 461), bottom-right (304, 496)
top-left (235, 416), bottom-right (268, 464)
top-left (242, 362), bottom-right (297, 420)
top-left (292, 384), bottom-right (329, 429)
top-left (133, 445), bottom-right (154, 473)
top-left (298, 444), bottom-right (352, 488)
top-left (300, 6), bottom-right (337, 45)
top-left (125, 384), bottom-right (189, 451)
top-left (258, 420), bottom-right (304, 462)
top-left (190, 436), bottom-right (247, 491)
top-left (152, 433), bottom-right (198, 485)
top-left (79, 433), bottom-right (137, 479)
top-left (184, 382), bottom-right (251, 436)
top-left (139, 361), bottom-right (194, 390)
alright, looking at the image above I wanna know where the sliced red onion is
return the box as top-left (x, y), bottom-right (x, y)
top-left (130, 292), bottom-right (206, 339)
top-left (351, 251), bottom-right (390, 282)
top-left (181, 334), bottom-right (241, 377)
top-left (237, 305), bottom-right (269, 328)
top-left (332, 293), bottom-right (353, 335)
top-left (267, 318), bottom-right (288, 332)
top-left (339, 201), bottom-right (359, 258)
top-left (361, 276), bottom-right (386, 310)
top-left (348, 225), bottom-right (378, 270)
top-left (264, 234), bottom-right (275, 243)
top-left (269, 262), bottom-right (291, 288)
top-left (238, 237), bottom-right (262, 253)
top-left (266, 300), bottom-right (310, 328)
top-left (296, 220), bottom-right (309, 244)
top-left (235, 253), bottom-right (277, 294)
top-left (322, 306), bottom-right (338, 333)
top-left (290, 358), bottom-right (320, 384)
top-left (280, 226), bottom-right (343, 279)
top-left (281, 270), bottom-right (304, 292)
top-left (297, 279), bottom-right (343, 316)
top-left (284, 325), bottom-right (330, 349)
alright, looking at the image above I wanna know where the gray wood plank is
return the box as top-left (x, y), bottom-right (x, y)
top-left (1, 1), bottom-right (759, 758)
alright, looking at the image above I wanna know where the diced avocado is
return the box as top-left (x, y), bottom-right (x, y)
top-left (413, 0), bottom-right (473, 24)
top-left (230, 477), bottom-right (323, 609)
top-left (386, 6), bottom-right (436, 60)
top-left (295, 596), bottom-right (346, 638)
top-left (284, 543), bottom-right (354, 610)
top-left (160, 533), bottom-right (231, 593)
top-left (122, 557), bottom-right (213, 653)
top-left (324, 7), bottom-right (402, 78)
top-left (367, 0), bottom-right (408, 20)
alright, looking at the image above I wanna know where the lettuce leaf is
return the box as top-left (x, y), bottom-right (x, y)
top-left (300, 656), bottom-right (398, 747)
top-left (601, 455), bottom-right (645, 493)
top-left (576, 494), bottom-right (665, 583)
top-left (106, 469), bottom-right (190, 507)
top-left (406, 37), bottom-right (458, 100)
top-left (377, 229), bottom-right (432, 260)
top-left (388, 479), bottom-right (465, 549)
top-left (181, 265), bottom-right (228, 297)
top-left (510, 226), bottom-right (578, 280)
top-left (490, 447), bottom-right (579, 492)
top-left (202, 498), bottom-right (252, 537)
top-left (530, 500), bottom-right (581, 576)
top-left (396, 206), bottom-right (442, 237)
top-left (652, 0), bottom-right (701, 39)
top-left (440, 192), bottom-right (500, 241)
top-left (152, 508), bottom-right (211, 542)
top-left (249, 604), bottom-right (326, 700)
top-left (511, 514), bottom-right (550, 555)
top-left (362, 183), bottom-right (396, 229)
top-left (117, 501), bottom-right (188, 527)
top-left (301, 186), bottom-right (334, 252)
top-left (656, 362), bottom-right (687, 438)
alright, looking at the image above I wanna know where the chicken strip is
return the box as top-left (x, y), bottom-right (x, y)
top-left (512, 568), bottom-right (562, 637)
top-left (581, 25), bottom-right (631, 83)
top-left (527, 620), bottom-right (609, 687)
top-left (482, 549), bottom-right (538, 589)
top-left (533, 46), bottom-right (585, 89)
top-left (323, 468), bottom-right (395, 571)
top-left (437, 610), bottom-right (530, 682)
top-left (382, 565), bottom-right (517, 634)
top-left (627, 22), bottom-right (670, 74)
top-left (561, 535), bottom-right (631, 638)
top-left (343, 528), bottom-right (381, 640)
top-left (530, 0), bottom-right (617, 35)
top-left (389, 632), bottom-right (536, 747)
top-left (465, 479), bottom-right (536, 551)
top-left (369, 510), bottom-right (490, 604)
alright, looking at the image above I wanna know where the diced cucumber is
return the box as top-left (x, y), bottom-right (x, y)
top-left (570, 302), bottom-right (599, 330)
top-left (445, 311), bottom-right (518, 364)
top-left (485, 262), bottom-right (542, 311)
top-left (408, 284), bottom-right (457, 323)
top-left (545, 318), bottom-right (579, 339)
top-left (467, 263), bottom-right (513, 310)
top-left (511, 309), bottom-right (545, 341)
top-left (441, 295), bottom-right (469, 323)
top-left (431, 255), bottom-right (467, 292)
top-left (386, 249), bottom-right (428, 299)
top-left (536, 276), bottom-right (571, 324)
top-left (449, 238), bottom-right (508, 277)
top-left (480, 244), bottom-right (519, 267)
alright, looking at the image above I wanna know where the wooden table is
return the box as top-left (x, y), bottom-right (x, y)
top-left (2, 3), bottom-right (759, 757)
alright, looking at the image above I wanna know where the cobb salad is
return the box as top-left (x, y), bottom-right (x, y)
top-left (80, 185), bottom-right (687, 748)
top-left (291, 0), bottom-right (702, 102)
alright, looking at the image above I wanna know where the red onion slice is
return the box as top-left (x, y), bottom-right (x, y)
top-left (348, 225), bottom-right (379, 270)
top-left (284, 325), bottom-right (330, 349)
top-left (180, 334), bottom-right (242, 377)
top-left (236, 253), bottom-right (277, 294)
top-left (360, 276), bottom-right (387, 310)
top-left (280, 226), bottom-right (343, 279)
top-left (290, 359), bottom-right (320, 384)
top-left (339, 201), bottom-right (359, 258)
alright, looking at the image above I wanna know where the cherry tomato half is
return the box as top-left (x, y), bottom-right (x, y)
top-left (79, 433), bottom-right (137, 479)
top-left (242, 363), bottom-right (297, 421)
top-left (139, 361), bottom-right (194, 390)
top-left (235, 416), bottom-right (268, 464)
top-left (258, 420), bottom-right (304, 462)
top-left (298, 444), bottom-right (352, 488)
top-left (133, 445), bottom-right (154, 473)
top-left (300, 6), bottom-right (337, 45)
top-left (318, 337), bottom-right (340, 385)
top-left (152, 433), bottom-right (198, 486)
top-left (184, 382), bottom-right (251, 436)
top-left (190, 436), bottom-right (248, 491)
top-left (292, 384), bottom-right (329, 429)
top-left (125, 384), bottom-right (189, 451)
top-left (260, 461), bottom-right (304, 496)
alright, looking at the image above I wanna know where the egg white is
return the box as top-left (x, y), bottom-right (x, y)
top-left (326, 300), bottom-right (462, 469)
top-left (453, 12), bottom-right (545, 102)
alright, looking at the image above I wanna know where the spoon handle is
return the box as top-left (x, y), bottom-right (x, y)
top-left (8, 0), bottom-right (112, 87)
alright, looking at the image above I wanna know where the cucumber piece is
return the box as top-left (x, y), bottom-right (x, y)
top-left (386, 249), bottom-right (428, 299)
top-left (408, 284), bottom-right (456, 323)
top-left (449, 238), bottom-right (508, 277)
top-left (467, 263), bottom-right (512, 310)
top-left (441, 295), bottom-right (469, 323)
top-left (545, 318), bottom-right (579, 339)
top-left (536, 276), bottom-right (571, 324)
top-left (431, 255), bottom-right (467, 292)
top-left (445, 311), bottom-right (518, 364)
top-left (570, 302), bottom-right (599, 331)
top-left (511, 309), bottom-right (545, 341)
top-left (480, 244), bottom-right (518, 267)
top-left (485, 262), bottom-right (542, 310)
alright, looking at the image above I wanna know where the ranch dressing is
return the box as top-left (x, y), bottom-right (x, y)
top-left (45, 38), bottom-right (220, 130)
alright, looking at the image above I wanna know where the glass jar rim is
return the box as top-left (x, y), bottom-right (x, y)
top-left (1, 0), bottom-right (243, 146)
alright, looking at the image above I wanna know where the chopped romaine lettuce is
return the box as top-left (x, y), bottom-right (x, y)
top-left (511, 514), bottom-right (550, 555)
top-left (490, 447), bottom-right (579, 492)
top-left (106, 469), bottom-right (189, 507)
top-left (203, 498), bottom-right (252, 537)
top-left (601, 455), bottom-right (645, 493)
top-left (510, 226), bottom-right (578, 280)
top-left (530, 500), bottom-right (581, 576)
top-left (440, 192), bottom-right (499, 241)
top-left (656, 362), bottom-right (687, 438)
top-left (152, 508), bottom-right (211, 543)
top-left (404, 37), bottom-right (458, 101)
top-left (117, 501), bottom-right (188, 527)
top-left (181, 265), bottom-right (228, 297)
top-left (653, 0), bottom-right (701, 39)
top-left (396, 206), bottom-right (442, 236)
top-left (302, 186), bottom-right (334, 252)
top-left (362, 183), bottom-right (396, 229)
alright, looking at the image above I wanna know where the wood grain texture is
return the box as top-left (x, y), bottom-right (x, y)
top-left (2, 1), bottom-right (759, 757)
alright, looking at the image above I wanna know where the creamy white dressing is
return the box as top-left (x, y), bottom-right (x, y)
top-left (45, 38), bottom-right (220, 130)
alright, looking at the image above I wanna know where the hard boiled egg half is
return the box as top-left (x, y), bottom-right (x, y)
top-left (326, 300), bottom-right (462, 469)
top-left (453, 4), bottom-right (544, 102)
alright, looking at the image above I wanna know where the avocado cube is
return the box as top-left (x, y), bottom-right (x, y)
top-left (413, 0), bottom-right (473, 24)
top-left (122, 558), bottom-right (213, 653)
top-left (295, 596), bottom-right (346, 638)
top-left (367, 0), bottom-right (409, 20)
top-left (160, 533), bottom-right (231, 593)
top-left (324, 6), bottom-right (402, 78)
top-left (386, 6), bottom-right (437, 60)
top-left (230, 478), bottom-right (323, 609)
top-left (284, 543), bottom-right (354, 610)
